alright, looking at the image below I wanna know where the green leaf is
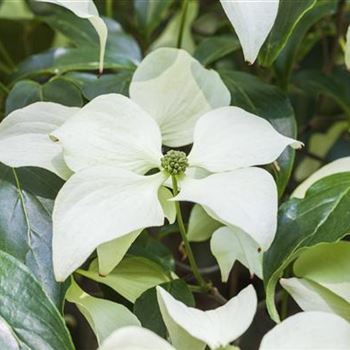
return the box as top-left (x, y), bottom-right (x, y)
top-left (0, 164), bottom-right (66, 307)
top-left (293, 68), bottom-right (350, 117)
top-left (0, 0), bottom-right (33, 19)
top-left (5, 78), bottom-right (83, 114)
top-left (77, 257), bottom-right (171, 303)
top-left (5, 80), bottom-right (41, 114)
top-left (294, 121), bottom-right (348, 182)
top-left (0, 250), bottom-right (74, 349)
top-left (151, 0), bottom-right (198, 54)
top-left (281, 241), bottom-right (350, 322)
top-left (11, 46), bottom-right (136, 82)
top-left (259, 0), bottom-right (316, 66)
top-left (219, 69), bottom-right (297, 196)
top-left (263, 172), bottom-right (350, 322)
top-left (281, 277), bottom-right (350, 322)
top-left (294, 241), bottom-right (350, 302)
top-left (128, 231), bottom-right (175, 272)
top-left (31, 3), bottom-right (141, 62)
top-left (65, 71), bottom-right (134, 101)
top-left (134, 0), bottom-right (173, 39)
top-left (0, 19), bottom-right (53, 75)
top-left (194, 35), bottom-right (240, 66)
top-left (66, 278), bottom-right (140, 344)
top-left (133, 279), bottom-right (194, 338)
top-left (275, 0), bottom-right (337, 87)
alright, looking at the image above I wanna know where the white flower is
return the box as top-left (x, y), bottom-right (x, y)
top-left (0, 48), bottom-right (301, 281)
top-left (99, 326), bottom-right (176, 350)
top-left (99, 284), bottom-right (257, 350)
top-left (99, 311), bottom-right (350, 350)
top-left (157, 284), bottom-right (257, 350)
top-left (260, 311), bottom-right (350, 349)
top-left (219, 0), bottom-right (279, 63)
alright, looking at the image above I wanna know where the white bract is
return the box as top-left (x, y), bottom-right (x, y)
top-left (260, 311), bottom-right (350, 349)
top-left (211, 226), bottom-right (263, 281)
top-left (99, 311), bottom-right (350, 350)
top-left (99, 326), bottom-right (175, 350)
top-left (36, 0), bottom-right (107, 73)
top-left (157, 284), bottom-right (257, 350)
top-left (0, 48), bottom-right (301, 281)
top-left (220, 0), bottom-right (279, 63)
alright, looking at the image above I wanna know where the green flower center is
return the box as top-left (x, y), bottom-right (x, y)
top-left (161, 150), bottom-right (189, 176)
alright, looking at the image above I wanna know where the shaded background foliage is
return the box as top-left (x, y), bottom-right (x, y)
top-left (0, 0), bottom-right (349, 349)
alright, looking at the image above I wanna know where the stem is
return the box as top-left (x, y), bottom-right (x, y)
top-left (0, 41), bottom-right (15, 70)
top-left (0, 81), bottom-right (9, 94)
top-left (280, 289), bottom-right (289, 320)
top-left (171, 175), bottom-right (207, 288)
top-left (176, 0), bottom-right (189, 49)
top-left (105, 0), bottom-right (113, 18)
top-left (209, 287), bottom-right (228, 305)
top-left (323, 0), bottom-right (346, 74)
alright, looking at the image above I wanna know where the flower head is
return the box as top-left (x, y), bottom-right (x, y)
top-left (0, 48), bottom-right (301, 281)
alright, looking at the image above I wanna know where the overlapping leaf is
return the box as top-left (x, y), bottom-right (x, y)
top-left (264, 172), bottom-right (350, 322)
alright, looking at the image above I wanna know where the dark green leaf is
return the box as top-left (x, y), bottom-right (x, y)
top-left (0, 250), bottom-right (74, 349)
top-left (0, 164), bottom-right (66, 307)
top-left (259, 0), bottom-right (316, 66)
top-left (293, 68), bottom-right (350, 117)
top-left (134, 279), bottom-right (194, 338)
top-left (275, 0), bottom-right (337, 87)
top-left (194, 35), bottom-right (240, 66)
top-left (5, 80), bottom-right (41, 114)
top-left (31, 2), bottom-right (141, 60)
top-left (12, 47), bottom-right (136, 82)
top-left (0, 19), bottom-right (54, 67)
top-left (134, 0), bottom-right (173, 38)
top-left (263, 172), bottom-right (350, 322)
top-left (6, 78), bottom-right (83, 114)
top-left (219, 69), bottom-right (297, 196)
top-left (66, 71), bottom-right (134, 100)
top-left (128, 231), bottom-right (175, 272)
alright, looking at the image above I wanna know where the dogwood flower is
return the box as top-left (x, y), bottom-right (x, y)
top-left (99, 311), bottom-right (350, 350)
top-left (0, 48), bottom-right (301, 281)
top-left (99, 284), bottom-right (257, 350)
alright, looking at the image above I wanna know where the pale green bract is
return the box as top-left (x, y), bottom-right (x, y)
top-left (281, 241), bottom-right (350, 322)
top-left (0, 48), bottom-right (301, 281)
top-left (66, 279), bottom-right (141, 344)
